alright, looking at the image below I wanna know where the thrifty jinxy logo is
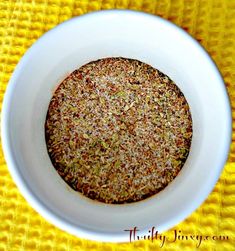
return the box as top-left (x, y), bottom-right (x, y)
top-left (124, 227), bottom-right (229, 248)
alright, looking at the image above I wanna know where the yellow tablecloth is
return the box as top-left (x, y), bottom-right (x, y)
top-left (0, 0), bottom-right (234, 250)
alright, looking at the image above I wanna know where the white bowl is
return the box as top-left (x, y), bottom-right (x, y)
top-left (1, 10), bottom-right (232, 242)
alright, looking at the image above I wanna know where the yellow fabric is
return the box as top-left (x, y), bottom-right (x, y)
top-left (0, 0), bottom-right (234, 250)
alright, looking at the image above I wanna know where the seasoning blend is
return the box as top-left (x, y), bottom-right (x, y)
top-left (45, 58), bottom-right (192, 204)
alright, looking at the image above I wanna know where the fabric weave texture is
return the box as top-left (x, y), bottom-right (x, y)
top-left (0, 0), bottom-right (234, 250)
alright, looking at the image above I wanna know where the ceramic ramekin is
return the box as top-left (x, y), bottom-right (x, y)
top-left (1, 10), bottom-right (232, 242)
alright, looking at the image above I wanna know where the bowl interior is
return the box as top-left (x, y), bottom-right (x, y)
top-left (2, 10), bottom-right (231, 242)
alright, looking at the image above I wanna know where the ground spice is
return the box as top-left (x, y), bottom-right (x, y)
top-left (45, 57), bottom-right (193, 204)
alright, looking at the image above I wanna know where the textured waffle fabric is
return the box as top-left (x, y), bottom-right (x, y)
top-left (0, 0), bottom-right (234, 250)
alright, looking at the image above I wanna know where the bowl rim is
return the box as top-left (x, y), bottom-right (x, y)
top-left (1, 9), bottom-right (232, 242)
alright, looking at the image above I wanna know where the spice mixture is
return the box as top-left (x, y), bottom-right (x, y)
top-left (45, 57), bottom-right (192, 204)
